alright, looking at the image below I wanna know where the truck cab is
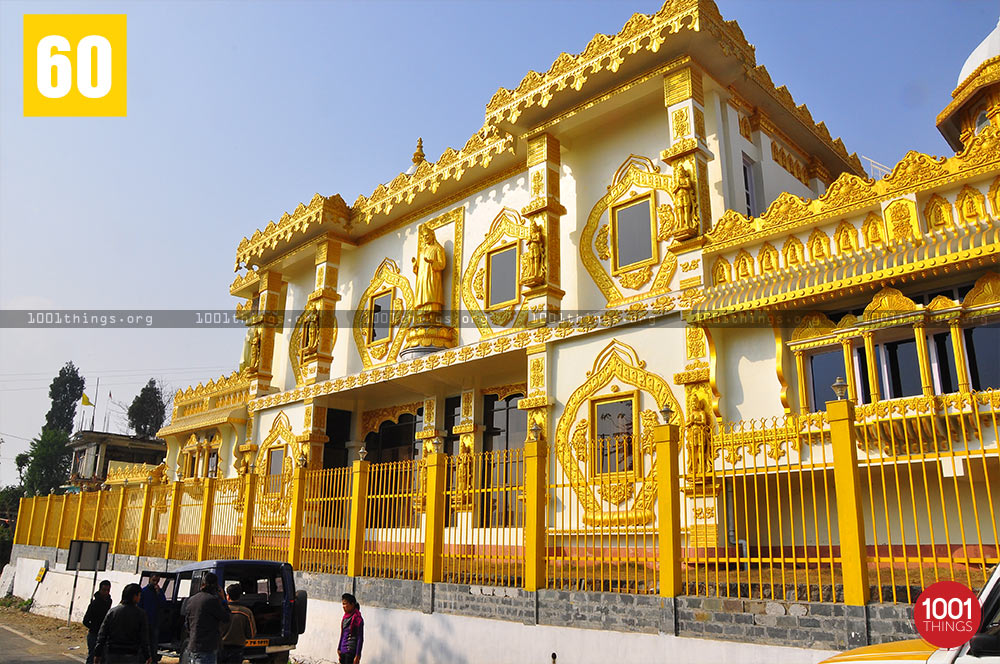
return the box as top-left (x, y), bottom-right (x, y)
top-left (140, 560), bottom-right (307, 664)
top-left (820, 565), bottom-right (1000, 664)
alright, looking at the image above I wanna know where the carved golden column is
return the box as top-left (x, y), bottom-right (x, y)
top-left (450, 388), bottom-right (479, 512)
top-left (840, 338), bottom-right (858, 403)
top-left (948, 319), bottom-right (971, 393)
top-left (793, 350), bottom-right (809, 414)
top-left (301, 235), bottom-right (342, 385)
top-left (912, 322), bottom-right (935, 397)
top-left (296, 399), bottom-right (328, 470)
top-left (414, 394), bottom-right (445, 514)
top-left (861, 331), bottom-right (881, 403)
top-left (250, 270), bottom-right (284, 397)
top-left (520, 133), bottom-right (566, 324)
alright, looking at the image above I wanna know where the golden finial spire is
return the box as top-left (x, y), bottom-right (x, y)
top-left (412, 137), bottom-right (426, 164)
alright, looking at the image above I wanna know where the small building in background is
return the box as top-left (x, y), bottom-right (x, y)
top-left (68, 430), bottom-right (167, 489)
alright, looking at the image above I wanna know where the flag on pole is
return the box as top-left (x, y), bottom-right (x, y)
top-left (81, 393), bottom-right (95, 407)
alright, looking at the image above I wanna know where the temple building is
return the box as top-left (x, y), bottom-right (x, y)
top-left (143, 0), bottom-right (1000, 603)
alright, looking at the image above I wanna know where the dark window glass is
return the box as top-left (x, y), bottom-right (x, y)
top-left (487, 246), bottom-right (518, 307)
top-left (443, 396), bottom-right (462, 456)
top-left (966, 325), bottom-right (1000, 390)
top-left (364, 410), bottom-right (422, 463)
top-left (809, 349), bottom-right (843, 410)
top-left (613, 198), bottom-right (653, 270)
top-left (885, 339), bottom-right (922, 398)
top-left (481, 393), bottom-right (525, 527)
top-left (369, 292), bottom-right (392, 343)
top-left (742, 159), bottom-right (756, 216)
top-left (483, 393), bottom-right (526, 453)
top-left (593, 398), bottom-right (634, 474)
top-left (932, 332), bottom-right (957, 394)
top-left (267, 447), bottom-right (284, 492)
top-left (207, 451), bottom-right (218, 478)
top-left (856, 347), bottom-right (872, 405)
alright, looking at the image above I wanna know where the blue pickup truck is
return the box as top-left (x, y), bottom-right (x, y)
top-left (140, 560), bottom-right (307, 664)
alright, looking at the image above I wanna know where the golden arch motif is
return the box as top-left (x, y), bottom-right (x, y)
top-left (554, 340), bottom-right (682, 526)
top-left (863, 287), bottom-right (918, 322)
top-left (254, 412), bottom-right (297, 525)
top-left (963, 271), bottom-right (1000, 312)
top-left (353, 259), bottom-right (415, 369)
top-left (791, 312), bottom-right (837, 341)
top-left (989, 176), bottom-right (1000, 217)
top-left (782, 235), bottom-right (805, 267)
top-left (462, 208), bottom-right (532, 336)
top-left (923, 194), bottom-right (954, 231)
top-left (758, 242), bottom-right (779, 274)
top-left (580, 155), bottom-right (678, 306)
top-left (808, 228), bottom-right (830, 261)
top-left (711, 256), bottom-right (731, 286)
top-left (955, 185), bottom-right (987, 225)
top-left (734, 249), bottom-right (754, 280)
top-left (861, 212), bottom-right (885, 247)
top-left (834, 220), bottom-right (858, 255)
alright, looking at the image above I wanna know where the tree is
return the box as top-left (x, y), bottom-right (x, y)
top-left (128, 379), bottom-right (167, 439)
top-left (21, 428), bottom-right (72, 496)
top-left (45, 362), bottom-right (85, 434)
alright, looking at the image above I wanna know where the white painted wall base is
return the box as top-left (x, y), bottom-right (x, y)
top-left (8, 557), bottom-right (837, 664)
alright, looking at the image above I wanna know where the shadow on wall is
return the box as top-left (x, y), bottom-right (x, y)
top-left (362, 610), bottom-right (468, 664)
top-left (717, 326), bottom-right (782, 421)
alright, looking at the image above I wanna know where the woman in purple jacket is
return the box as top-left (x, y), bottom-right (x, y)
top-left (337, 593), bottom-right (364, 664)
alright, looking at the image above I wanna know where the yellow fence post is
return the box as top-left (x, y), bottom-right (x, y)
top-left (523, 436), bottom-right (547, 592)
top-left (287, 466), bottom-right (307, 569)
top-left (423, 453), bottom-right (447, 584)
top-left (55, 495), bottom-right (68, 549)
top-left (13, 497), bottom-right (27, 545)
top-left (41, 494), bottom-right (54, 547)
top-left (164, 481), bottom-right (183, 560)
top-left (238, 472), bottom-right (258, 560)
top-left (136, 482), bottom-right (154, 557)
top-left (346, 460), bottom-right (370, 577)
top-left (25, 496), bottom-right (38, 545)
top-left (657, 419), bottom-right (682, 597)
top-left (827, 399), bottom-right (870, 606)
top-left (73, 493), bottom-right (85, 540)
top-left (92, 490), bottom-right (104, 540)
top-left (197, 477), bottom-right (215, 561)
top-left (111, 484), bottom-right (128, 555)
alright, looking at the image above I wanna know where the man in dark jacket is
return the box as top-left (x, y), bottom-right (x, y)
top-left (82, 580), bottom-right (112, 664)
top-left (180, 572), bottom-right (231, 664)
top-left (139, 575), bottom-right (167, 663)
top-left (94, 583), bottom-right (150, 664)
top-left (219, 585), bottom-right (256, 664)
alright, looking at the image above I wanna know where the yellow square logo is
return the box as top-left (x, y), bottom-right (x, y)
top-left (23, 14), bottom-right (127, 117)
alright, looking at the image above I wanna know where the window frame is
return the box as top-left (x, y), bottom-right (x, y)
top-left (742, 154), bottom-right (760, 217)
top-left (265, 446), bottom-right (285, 493)
top-left (366, 287), bottom-right (394, 349)
top-left (484, 240), bottom-right (520, 310)
top-left (587, 391), bottom-right (641, 480)
top-left (610, 194), bottom-right (658, 275)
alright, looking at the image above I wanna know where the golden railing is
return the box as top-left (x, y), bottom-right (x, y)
top-left (362, 459), bottom-right (424, 580)
top-left (442, 448), bottom-right (525, 587)
top-left (684, 414), bottom-right (840, 601)
top-left (300, 467), bottom-right (352, 575)
top-left (547, 434), bottom-right (660, 594)
top-left (12, 391), bottom-right (998, 607)
top-left (855, 390), bottom-right (1000, 602)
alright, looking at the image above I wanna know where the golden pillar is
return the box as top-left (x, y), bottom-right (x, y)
top-left (521, 133), bottom-right (565, 325)
top-left (301, 235), bottom-right (341, 385)
top-left (250, 270), bottom-right (284, 397)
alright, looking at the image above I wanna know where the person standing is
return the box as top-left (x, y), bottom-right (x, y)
top-left (218, 585), bottom-right (256, 664)
top-left (94, 583), bottom-right (150, 664)
top-left (82, 580), bottom-right (112, 664)
top-left (139, 575), bottom-right (167, 663)
top-left (180, 572), bottom-right (231, 664)
top-left (337, 593), bottom-right (364, 664)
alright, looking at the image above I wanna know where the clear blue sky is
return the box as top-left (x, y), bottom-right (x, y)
top-left (0, 0), bottom-right (995, 486)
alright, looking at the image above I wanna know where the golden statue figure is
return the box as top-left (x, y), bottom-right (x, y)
top-left (413, 225), bottom-right (446, 317)
top-left (685, 398), bottom-right (713, 477)
top-left (301, 304), bottom-right (319, 353)
top-left (248, 327), bottom-right (262, 370)
top-left (452, 435), bottom-right (474, 511)
top-left (521, 219), bottom-right (546, 287)
top-left (672, 165), bottom-right (698, 234)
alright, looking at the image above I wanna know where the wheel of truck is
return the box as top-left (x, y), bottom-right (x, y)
top-left (267, 652), bottom-right (290, 664)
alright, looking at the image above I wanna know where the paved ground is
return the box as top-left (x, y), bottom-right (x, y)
top-left (0, 621), bottom-right (86, 663)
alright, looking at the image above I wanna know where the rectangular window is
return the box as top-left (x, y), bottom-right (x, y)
top-left (590, 395), bottom-right (636, 476)
top-left (742, 155), bottom-right (759, 217)
top-left (808, 349), bottom-right (843, 411)
top-left (486, 243), bottom-right (518, 308)
top-left (966, 324), bottom-right (1000, 391)
top-left (368, 290), bottom-right (392, 345)
top-left (611, 195), bottom-right (655, 273)
top-left (931, 332), bottom-right (957, 395)
top-left (207, 450), bottom-right (218, 478)
top-left (884, 338), bottom-right (923, 398)
top-left (267, 447), bottom-right (284, 493)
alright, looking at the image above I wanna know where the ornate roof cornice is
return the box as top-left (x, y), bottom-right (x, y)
top-left (235, 193), bottom-right (350, 268)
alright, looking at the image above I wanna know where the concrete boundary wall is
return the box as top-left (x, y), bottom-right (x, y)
top-left (6, 544), bottom-right (917, 661)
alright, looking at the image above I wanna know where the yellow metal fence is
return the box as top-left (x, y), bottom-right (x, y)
top-left (14, 391), bottom-right (999, 606)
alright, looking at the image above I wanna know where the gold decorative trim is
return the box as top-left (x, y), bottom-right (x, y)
top-left (361, 401), bottom-right (422, 438)
top-left (483, 383), bottom-right (527, 402)
top-left (236, 194), bottom-right (350, 268)
top-left (462, 208), bottom-right (533, 336)
top-left (353, 259), bottom-right (415, 369)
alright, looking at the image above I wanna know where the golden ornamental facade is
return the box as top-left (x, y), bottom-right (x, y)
top-left (98, 0), bottom-right (1000, 602)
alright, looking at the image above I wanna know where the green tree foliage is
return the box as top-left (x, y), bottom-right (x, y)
top-left (128, 378), bottom-right (166, 439)
top-left (21, 428), bottom-right (71, 496)
top-left (45, 362), bottom-right (85, 434)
